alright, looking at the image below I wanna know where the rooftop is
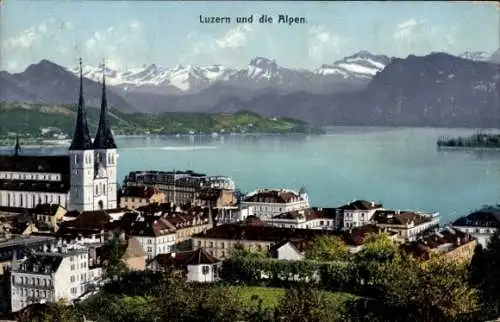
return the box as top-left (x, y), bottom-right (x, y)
top-left (339, 200), bottom-right (383, 211)
top-left (243, 189), bottom-right (304, 204)
top-left (151, 248), bottom-right (220, 268)
top-left (372, 210), bottom-right (434, 226)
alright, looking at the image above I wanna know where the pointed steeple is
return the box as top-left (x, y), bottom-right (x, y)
top-left (93, 61), bottom-right (117, 149)
top-left (69, 58), bottom-right (93, 151)
top-left (14, 134), bottom-right (21, 156)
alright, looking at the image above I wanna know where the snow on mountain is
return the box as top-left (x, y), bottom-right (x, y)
top-left (459, 51), bottom-right (491, 62)
top-left (314, 51), bottom-right (391, 79)
top-left (67, 51), bottom-right (389, 94)
top-left (67, 63), bottom-right (238, 93)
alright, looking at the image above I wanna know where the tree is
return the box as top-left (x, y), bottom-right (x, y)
top-left (357, 232), bottom-right (398, 262)
top-left (104, 237), bottom-right (128, 281)
top-left (230, 243), bottom-right (268, 259)
top-left (304, 235), bottom-right (350, 262)
top-left (192, 286), bottom-right (244, 322)
top-left (475, 230), bottom-right (500, 317)
top-left (275, 286), bottom-right (346, 322)
top-left (368, 253), bottom-right (478, 321)
top-left (468, 244), bottom-right (487, 288)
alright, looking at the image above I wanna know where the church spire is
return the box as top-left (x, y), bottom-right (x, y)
top-left (93, 60), bottom-right (117, 149)
top-left (69, 58), bottom-right (93, 151)
top-left (14, 134), bottom-right (21, 156)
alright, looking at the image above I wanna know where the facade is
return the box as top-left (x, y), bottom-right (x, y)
top-left (118, 212), bottom-right (177, 260)
top-left (148, 248), bottom-right (222, 283)
top-left (338, 200), bottom-right (384, 229)
top-left (123, 170), bottom-right (206, 206)
top-left (371, 209), bottom-right (440, 242)
top-left (31, 204), bottom-right (67, 230)
top-left (0, 60), bottom-right (118, 213)
top-left (260, 207), bottom-right (338, 230)
top-left (215, 206), bottom-right (254, 225)
top-left (196, 188), bottom-right (237, 209)
top-left (269, 241), bottom-right (304, 260)
top-left (452, 206), bottom-right (500, 248)
top-left (240, 189), bottom-right (310, 219)
top-left (119, 186), bottom-right (166, 210)
top-left (10, 242), bottom-right (102, 312)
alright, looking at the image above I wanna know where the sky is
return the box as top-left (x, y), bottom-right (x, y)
top-left (0, 1), bottom-right (498, 72)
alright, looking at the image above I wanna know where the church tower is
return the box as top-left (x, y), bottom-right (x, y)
top-left (92, 64), bottom-right (118, 210)
top-left (68, 58), bottom-right (95, 212)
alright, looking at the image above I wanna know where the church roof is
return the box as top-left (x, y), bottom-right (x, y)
top-left (0, 155), bottom-right (69, 174)
top-left (93, 69), bottom-right (117, 150)
top-left (69, 59), bottom-right (93, 151)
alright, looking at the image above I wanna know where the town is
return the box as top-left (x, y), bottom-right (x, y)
top-left (0, 61), bottom-right (499, 321)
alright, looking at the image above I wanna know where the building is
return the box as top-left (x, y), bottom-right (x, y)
top-left (452, 205), bottom-right (500, 248)
top-left (338, 200), bottom-right (384, 229)
top-left (371, 209), bottom-right (439, 242)
top-left (400, 227), bottom-right (477, 263)
top-left (117, 212), bottom-right (177, 260)
top-left (196, 188), bottom-right (237, 209)
top-left (240, 188), bottom-right (310, 219)
top-left (260, 207), bottom-right (338, 230)
top-left (10, 241), bottom-right (101, 312)
top-left (215, 206), bottom-right (254, 225)
top-left (123, 170), bottom-right (205, 206)
top-left (93, 237), bottom-right (146, 272)
top-left (268, 241), bottom-right (304, 260)
top-left (0, 235), bottom-right (56, 276)
top-left (31, 204), bottom-right (67, 230)
top-left (148, 248), bottom-right (221, 283)
top-left (119, 186), bottom-right (166, 210)
top-left (0, 59), bottom-right (119, 213)
top-left (342, 224), bottom-right (399, 253)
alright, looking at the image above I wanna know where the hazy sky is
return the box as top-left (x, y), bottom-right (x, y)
top-left (1, 1), bottom-right (498, 72)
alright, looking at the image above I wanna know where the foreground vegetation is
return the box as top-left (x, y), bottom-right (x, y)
top-left (0, 102), bottom-right (323, 144)
top-left (5, 231), bottom-right (500, 322)
top-left (437, 133), bottom-right (500, 148)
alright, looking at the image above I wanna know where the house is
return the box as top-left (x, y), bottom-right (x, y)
top-left (261, 207), bottom-right (338, 230)
top-left (240, 188), bottom-right (310, 219)
top-left (116, 212), bottom-right (177, 260)
top-left (269, 241), bottom-right (304, 260)
top-left (192, 223), bottom-right (345, 259)
top-left (400, 227), bottom-right (477, 264)
top-left (196, 188), bottom-right (237, 208)
top-left (10, 241), bottom-right (101, 312)
top-left (31, 204), bottom-right (67, 230)
top-left (371, 209), bottom-right (439, 242)
top-left (452, 206), bottom-right (500, 248)
top-left (148, 248), bottom-right (221, 283)
top-left (342, 224), bottom-right (399, 253)
top-left (0, 235), bottom-right (56, 276)
top-left (215, 205), bottom-right (254, 225)
top-left (338, 200), bottom-right (384, 229)
top-left (94, 237), bottom-right (146, 272)
top-left (119, 186), bottom-right (166, 210)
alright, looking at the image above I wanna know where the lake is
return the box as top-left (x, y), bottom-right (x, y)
top-left (3, 127), bottom-right (500, 224)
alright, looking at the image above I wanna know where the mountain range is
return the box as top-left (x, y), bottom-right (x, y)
top-left (0, 50), bottom-right (499, 128)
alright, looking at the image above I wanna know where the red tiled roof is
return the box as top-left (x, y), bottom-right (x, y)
top-left (372, 210), bottom-right (432, 226)
top-left (244, 189), bottom-right (302, 204)
top-left (339, 200), bottom-right (383, 211)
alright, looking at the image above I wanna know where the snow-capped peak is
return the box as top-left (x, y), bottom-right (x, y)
top-left (459, 51), bottom-right (491, 62)
top-left (314, 51), bottom-right (391, 79)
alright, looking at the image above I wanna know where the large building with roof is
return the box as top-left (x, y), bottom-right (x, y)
top-left (0, 59), bottom-right (118, 213)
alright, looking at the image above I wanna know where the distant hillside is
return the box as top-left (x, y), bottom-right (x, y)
top-left (0, 102), bottom-right (321, 138)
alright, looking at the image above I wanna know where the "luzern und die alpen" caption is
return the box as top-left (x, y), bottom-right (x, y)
top-left (199, 14), bottom-right (307, 25)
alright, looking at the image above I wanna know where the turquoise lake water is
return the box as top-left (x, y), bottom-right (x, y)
top-left (3, 127), bottom-right (500, 223)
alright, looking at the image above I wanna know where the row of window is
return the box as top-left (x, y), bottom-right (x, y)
top-left (16, 288), bottom-right (52, 298)
top-left (1, 193), bottom-right (62, 208)
top-left (0, 172), bottom-right (59, 181)
top-left (70, 273), bottom-right (87, 283)
top-left (14, 276), bottom-right (52, 287)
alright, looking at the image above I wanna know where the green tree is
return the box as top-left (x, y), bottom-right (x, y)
top-left (304, 235), bottom-right (350, 262)
top-left (230, 243), bottom-right (268, 259)
top-left (275, 286), bottom-right (346, 322)
top-left (369, 253), bottom-right (478, 321)
top-left (475, 230), bottom-right (500, 317)
top-left (469, 244), bottom-right (487, 288)
top-left (104, 237), bottom-right (128, 281)
top-left (192, 286), bottom-right (244, 322)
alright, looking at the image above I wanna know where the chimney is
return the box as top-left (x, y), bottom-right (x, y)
top-left (371, 201), bottom-right (375, 207)
top-left (171, 252), bottom-right (176, 258)
top-left (456, 237), bottom-right (461, 246)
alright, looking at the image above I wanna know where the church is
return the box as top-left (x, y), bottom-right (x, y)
top-left (0, 59), bottom-right (118, 212)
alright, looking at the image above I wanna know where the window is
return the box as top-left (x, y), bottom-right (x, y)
top-left (45, 195), bottom-right (48, 203)
top-left (58, 196), bottom-right (61, 205)
top-left (70, 264), bottom-right (75, 271)
top-left (202, 265), bottom-right (210, 275)
top-left (70, 276), bottom-right (75, 282)
top-left (147, 247), bottom-right (152, 253)
top-left (95, 185), bottom-right (99, 195)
